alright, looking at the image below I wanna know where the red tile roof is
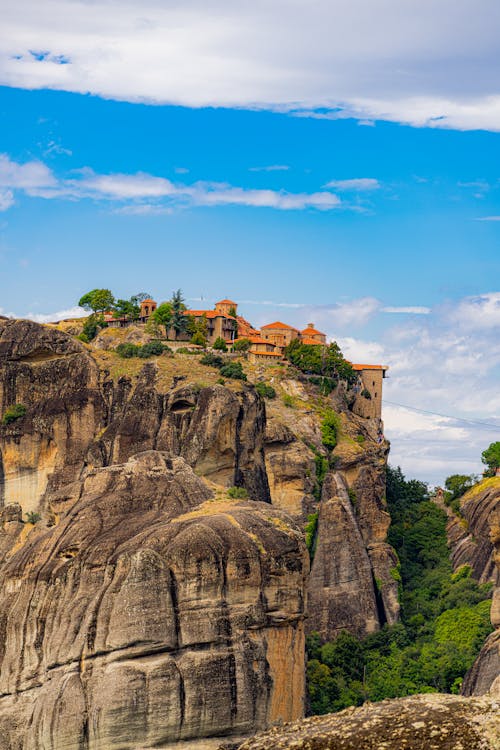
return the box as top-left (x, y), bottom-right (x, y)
top-left (301, 326), bottom-right (324, 337)
top-left (185, 310), bottom-right (235, 320)
top-left (216, 299), bottom-right (237, 305)
top-left (351, 363), bottom-right (388, 371)
top-left (261, 321), bottom-right (300, 332)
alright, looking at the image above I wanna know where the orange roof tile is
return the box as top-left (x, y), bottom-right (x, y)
top-left (216, 299), bottom-right (237, 305)
top-left (351, 363), bottom-right (388, 371)
top-left (261, 321), bottom-right (300, 332)
top-left (185, 310), bottom-right (235, 320)
top-left (301, 326), bottom-right (324, 337)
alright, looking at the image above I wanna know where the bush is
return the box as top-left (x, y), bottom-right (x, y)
top-left (2, 404), bottom-right (27, 425)
top-left (25, 511), bottom-right (41, 524)
top-left (213, 337), bottom-right (228, 351)
top-left (255, 382), bottom-right (276, 399)
top-left (227, 486), bottom-right (248, 499)
top-left (233, 338), bottom-right (251, 352)
top-left (137, 340), bottom-right (166, 358)
top-left (283, 394), bottom-right (294, 408)
top-left (116, 343), bottom-right (140, 358)
top-left (190, 331), bottom-right (207, 347)
top-left (305, 512), bottom-right (319, 557)
top-left (200, 353), bottom-right (224, 368)
top-left (361, 388), bottom-right (372, 400)
top-left (219, 361), bottom-right (247, 380)
top-left (321, 409), bottom-right (341, 450)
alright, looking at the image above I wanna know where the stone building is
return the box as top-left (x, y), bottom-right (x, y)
top-left (139, 299), bottom-right (157, 322)
top-left (260, 321), bottom-right (301, 352)
top-left (351, 364), bottom-right (388, 421)
top-left (300, 323), bottom-right (326, 345)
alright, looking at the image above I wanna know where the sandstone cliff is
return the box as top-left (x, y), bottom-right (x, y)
top-left (0, 319), bottom-right (399, 747)
top-left (445, 477), bottom-right (500, 699)
top-left (0, 320), bottom-right (308, 748)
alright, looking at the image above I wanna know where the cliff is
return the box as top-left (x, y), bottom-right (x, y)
top-left (445, 477), bottom-right (500, 698)
top-left (0, 319), bottom-right (398, 747)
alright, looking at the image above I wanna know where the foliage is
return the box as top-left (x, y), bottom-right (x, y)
top-left (200, 353), bottom-right (224, 368)
top-left (79, 289), bottom-right (115, 313)
top-left (305, 512), bottom-right (319, 557)
top-left (306, 465), bottom-right (493, 714)
top-left (309, 376), bottom-right (337, 395)
top-left (361, 388), bottom-right (372, 399)
top-left (2, 404), bottom-right (27, 425)
top-left (227, 486), bottom-right (248, 499)
top-left (219, 361), bottom-right (247, 380)
top-left (25, 511), bottom-right (41, 524)
top-left (213, 337), bottom-right (228, 351)
top-left (321, 409), bottom-right (341, 450)
top-left (152, 302), bottom-right (173, 335)
top-left (255, 382), bottom-right (276, 399)
top-left (443, 474), bottom-right (477, 514)
top-left (481, 441), bottom-right (500, 471)
top-left (116, 341), bottom-right (167, 359)
top-left (233, 338), bottom-right (251, 352)
top-left (285, 340), bottom-right (356, 385)
top-left (283, 394), bottom-right (294, 407)
top-left (190, 331), bottom-right (207, 347)
top-left (171, 289), bottom-right (189, 340)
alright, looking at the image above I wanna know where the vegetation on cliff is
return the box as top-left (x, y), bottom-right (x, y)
top-left (306, 466), bottom-right (493, 714)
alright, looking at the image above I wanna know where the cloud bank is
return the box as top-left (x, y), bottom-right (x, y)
top-left (1, 1), bottom-right (500, 130)
top-left (0, 154), bottom-right (343, 212)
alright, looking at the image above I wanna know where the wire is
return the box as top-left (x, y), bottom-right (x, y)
top-left (382, 400), bottom-right (500, 431)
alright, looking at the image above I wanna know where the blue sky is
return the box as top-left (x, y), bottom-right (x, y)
top-left (1, 0), bottom-right (500, 484)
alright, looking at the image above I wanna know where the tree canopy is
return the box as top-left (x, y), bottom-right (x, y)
top-left (481, 441), bottom-right (500, 472)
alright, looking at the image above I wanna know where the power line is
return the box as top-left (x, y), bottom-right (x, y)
top-left (383, 400), bottom-right (500, 431)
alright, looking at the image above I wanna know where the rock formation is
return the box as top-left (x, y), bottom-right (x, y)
top-left (0, 318), bottom-right (401, 747)
top-left (231, 694), bottom-right (500, 750)
top-left (446, 477), bottom-right (500, 698)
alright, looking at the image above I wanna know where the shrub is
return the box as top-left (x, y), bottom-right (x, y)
top-left (200, 353), bottom-right (224, 368)
top-left (213, 337), bottom-right (228, 351)
top-left (190, 331), bottom-right (207, 347)
top-left (283, 394), bottom-right (294, 408)
top-left (116, 343), bottom-right (140, 358)
top-left (321, 409), bottom-right (341, 450)
top-left (305, 512), bottom-right (319, 557)
top-left (255, 382), bottom-right (276, 399)
top-left (233, 338), bottom-right (251, 352)
top-left (220, 361), bottom-right (247, 380)
top-left (25, 511), bottom-right (41, 524)
top-left (2, 404), bottom-right (27, 425)
top-left (137, 340), bottom-right (166, 358)
top-left (216, 377), bottom-right (226, 385)
top-left (227, 486), bottom-right (248, 499)
top-left (361, 388), bottom-right (372, 400)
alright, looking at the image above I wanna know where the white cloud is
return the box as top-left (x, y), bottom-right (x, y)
top-left (20, 306), bottom-right (86, 323)
top-left (382, 305), bottom-right (431, 314)
top-left (249, 165), bottom-right (290, 172)
top-left (1, 1), bottom-right (500, 130)
top-left (325, 178), bottom-right (380, 191)
top-left (0, 190), bottom-right (14, 211)
top-left (445, 291), bottom-right (500, 330)
top-left (0, 155), bottom-right (343, 212)
top-left (476, 215), bottom-right (500, 221)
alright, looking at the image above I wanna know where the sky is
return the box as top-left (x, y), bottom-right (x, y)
top-left (0, 0), bottom-right (499, 485)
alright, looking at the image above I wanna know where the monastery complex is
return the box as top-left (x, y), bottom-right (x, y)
top-left (105, 297), bottom-right (388, 420)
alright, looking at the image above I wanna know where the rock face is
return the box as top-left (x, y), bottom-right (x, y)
top-left (232, 694), bottom-right (500, 750)
top-left (0, 319), bottom-right (401, 747)
top-left (0, 452), bottom-right (308, 749)
top-left (263, 385), bottom-right (399, 640)
top-left (451, 477), bottom-right (500, 698)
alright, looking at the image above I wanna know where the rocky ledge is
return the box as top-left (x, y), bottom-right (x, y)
top-left (230, 694), bottom-right (500, 750)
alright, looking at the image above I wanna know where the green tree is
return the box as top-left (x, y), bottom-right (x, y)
top-left (191, 331), bottom-right (207, 347)
top-left (444, 474), bottom-right (477, 500)
top-left (78, 289), bottom-right (115, 314)
top-left (171, 289), bottom-right (189, 340)
top-left (152, 302), bottom-right (173, 336)
top-left (481, 441), bottom-right (500, 473)
top-left (213, 337), bottom-right (227, 351)
top-left (233, 338), bottom-right (251, 352)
